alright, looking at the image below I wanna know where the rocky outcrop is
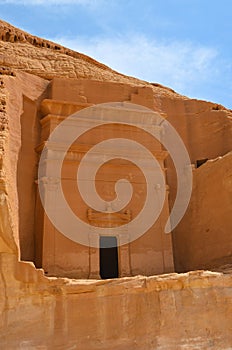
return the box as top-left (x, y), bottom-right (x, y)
top-left (0, 19), bottom-right (232, 349)
top-left (1, 252), bottom-right (232, 350)
top-left (173, 151), bottom-right (232, 272)
top-left (0, 19), bottom-right (114, 71)
top-left (0, 19), bottom-right (185, 102)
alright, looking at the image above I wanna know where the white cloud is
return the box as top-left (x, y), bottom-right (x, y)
top-left (1, 0), bottom-right (98, 5)
top-left (54, 34), bottom-right (218, 94)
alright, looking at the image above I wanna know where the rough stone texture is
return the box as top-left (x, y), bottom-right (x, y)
top-left (174, 151), bottom-right (232, 272)
top-left (159, 96), bottom-right (232, 271)
top-left (1, 254), bottom-right (232, 350)
top-left (0, 20), bottom-right (187, 105)
top-left (0, 19), bottom-right (232, 349)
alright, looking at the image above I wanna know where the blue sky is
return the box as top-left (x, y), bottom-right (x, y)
top-left (1, 0), bottom-right (232, 109)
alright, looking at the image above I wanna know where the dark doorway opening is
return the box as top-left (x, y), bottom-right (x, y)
top-left (196, 158), bottom-right (208, 168)
top-left (100, 236), bottom-right (119, 279)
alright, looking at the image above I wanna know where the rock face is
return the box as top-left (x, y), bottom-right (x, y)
top-left (0, 19), bottom-right (232, 349)
top-left (1, 255), bottom-right (232, 350)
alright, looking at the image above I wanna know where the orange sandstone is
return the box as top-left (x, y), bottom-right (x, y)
top-left (0, 19), bottom-right (232, 349)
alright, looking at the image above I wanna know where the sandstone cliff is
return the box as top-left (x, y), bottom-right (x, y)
top-left (0, 19), bottom-right (232, 349)
top-left (0, 19), bottom-right (189, 102)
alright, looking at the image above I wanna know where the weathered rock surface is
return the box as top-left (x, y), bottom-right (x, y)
top-left (0, 19), bottom-right (232, 349)
top-left (1, 253), bottom-right (232, 350)
top-left (174, 151), bottom-right (232, 272)
top-left (0, 20), bottom-right (188, 103)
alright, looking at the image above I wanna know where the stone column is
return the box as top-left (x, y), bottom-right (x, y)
top-left (88, 228), bottom-right (100, 279)
top-left (37, 176), bottom-right (59, 275)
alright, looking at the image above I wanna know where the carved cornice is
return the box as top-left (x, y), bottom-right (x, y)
top-left (35, 140), bottom-right (169, 162)
top-left (40, 99), bottom-right (93, 117)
